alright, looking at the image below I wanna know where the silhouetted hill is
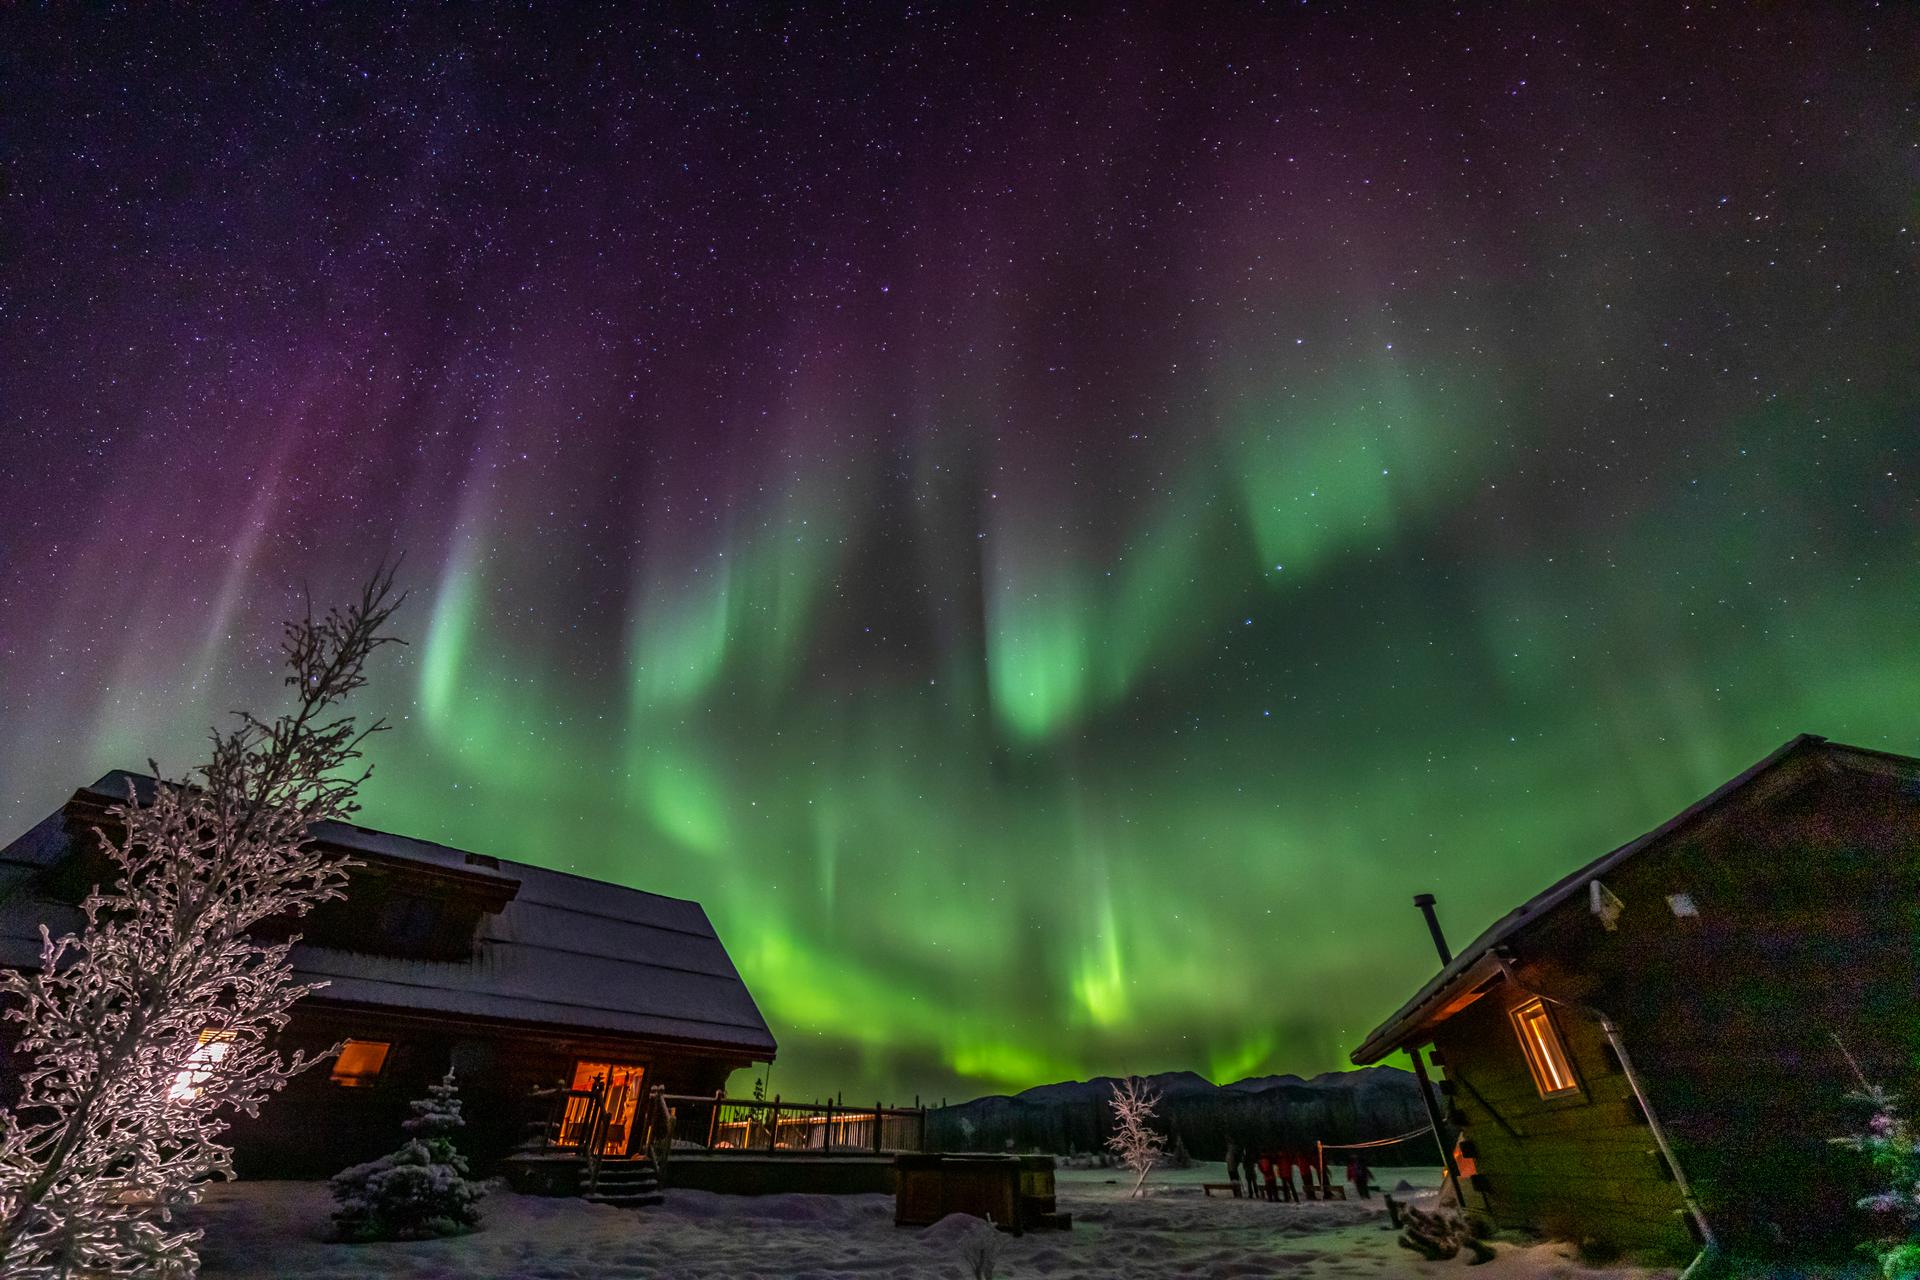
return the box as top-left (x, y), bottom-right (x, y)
top-left (927, 1066), bottom-right (1437, 1163)
top-left (1013, 1069), bottom-right (1219, 1106)
top-left (1221, 1073), bottom-right (1307, 1093)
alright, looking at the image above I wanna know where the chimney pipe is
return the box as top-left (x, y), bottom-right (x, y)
top-left (1413, 893), bottom-right (1452, 966)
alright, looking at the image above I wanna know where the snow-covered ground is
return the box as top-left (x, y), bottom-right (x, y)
top-left (188, 1162), bottom-right (1679, 1279)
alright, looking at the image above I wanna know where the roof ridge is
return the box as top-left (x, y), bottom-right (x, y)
top-left (1348, 733), bottom-right (1878, 1065)
top-left (80, 768), bottom-right (710, 914)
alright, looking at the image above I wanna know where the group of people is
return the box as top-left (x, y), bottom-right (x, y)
top-left (1223, 1141), bottom-right (1372, 1202)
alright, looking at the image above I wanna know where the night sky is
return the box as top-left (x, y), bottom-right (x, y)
top-left (3, 5), bottom-right (1917, 1103)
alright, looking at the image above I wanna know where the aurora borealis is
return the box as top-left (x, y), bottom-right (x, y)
top-left (2, 5), bottom-right (1918, 1103)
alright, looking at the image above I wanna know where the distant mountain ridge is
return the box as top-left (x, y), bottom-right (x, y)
top-left (1006, 1067), bottom-right (1391, 1104)
top-left (927, 1066), bottom-right (1436, 1163)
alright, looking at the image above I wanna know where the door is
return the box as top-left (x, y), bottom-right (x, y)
top-left (563, 1061), bottom-right (646, 1156)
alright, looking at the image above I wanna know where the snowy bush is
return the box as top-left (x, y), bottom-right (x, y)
top-left (331, 1071), bottom-right (485, 1242)
top-left (1833, 1081), bottom-right (1920, 1280)
top-left (0, 570), bottom-right (403, 1278)
top-left (954, 1217), bottom-right (1003, 1279)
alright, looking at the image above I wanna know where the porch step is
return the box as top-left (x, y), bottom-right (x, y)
top-left (592, 1171), bottom-right (661, 1190)
top-left (583, 1190), bottom-right (665, 1208)
top-left (583, 1157), bottom-right (662, 1208)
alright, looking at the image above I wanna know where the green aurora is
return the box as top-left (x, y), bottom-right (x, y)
top-left (2, 4), bottom-right (1917, 1105)
top-left (375, 382), bottom-right (1918, 1101)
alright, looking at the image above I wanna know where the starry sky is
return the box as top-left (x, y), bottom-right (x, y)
top-left (2, 4), bottom-right (1917, 1104)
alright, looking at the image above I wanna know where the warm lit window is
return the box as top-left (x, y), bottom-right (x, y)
top-left (330, 1039), bottom-right (392, 1088)
top-left (1510, 998), bottom-right (1579, 1098)
top-left (168, 1029), bottom-right (235, 1102)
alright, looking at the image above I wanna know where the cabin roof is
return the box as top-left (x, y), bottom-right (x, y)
top-left (1349, 735), bottom-right (1920, 1066)
top-left (0, 770), bottom-right (778, 1059)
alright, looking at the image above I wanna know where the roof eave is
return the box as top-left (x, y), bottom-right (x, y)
top-left (1351, 952), bottom-right (1506, 1065)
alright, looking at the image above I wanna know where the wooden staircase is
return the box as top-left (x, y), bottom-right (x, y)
top-left (583, 1155), bottom-right (664, 1209)
top-left (506, 1076), bottom-right (674, 1206)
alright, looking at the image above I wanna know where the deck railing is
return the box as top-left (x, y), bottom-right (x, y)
top-left (529, 1078), bottom-right (609, 1157)
top-left (647, 1090), bottom-right (927, 1159)
top-left (526, 1075), bottom-right (616, 1191)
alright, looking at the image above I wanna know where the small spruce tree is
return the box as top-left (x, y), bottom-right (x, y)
top-left (331, 1071), bottom-right (484, 1241)
top-left (1833, 1082), bottom-right (1920, 1280)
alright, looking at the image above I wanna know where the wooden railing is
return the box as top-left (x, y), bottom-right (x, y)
top-left (646, 1090), bottom-right (926, 1162)
top-left (526, 1084), bottom-right (927, 1184)
top-left (529, 1075), bottom-right (614, 1191)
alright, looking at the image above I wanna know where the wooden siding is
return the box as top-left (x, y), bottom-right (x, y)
top-left (218, 1002), bottom-right (746, 1178)
top-left (1558, 765), bottom-right (1920, 1251)
top-left (1434, 987), bottom-right (1692, 1258)
top-left (1426, 752), bottom-right (1920, 1257)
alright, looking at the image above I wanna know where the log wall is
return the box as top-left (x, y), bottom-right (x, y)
top-left (1433, 991), bottom-right (1691, 1258)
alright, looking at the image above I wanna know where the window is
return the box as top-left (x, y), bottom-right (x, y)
top-left (1510, 998), bottom-right (1579, 1098)
top-left (330, 1039), bottom-right (392, 1088)
top-left (168, 1029), bottom-right (235, 1102)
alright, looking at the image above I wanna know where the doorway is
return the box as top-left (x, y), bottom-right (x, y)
top-left (564, 1060), bottom-right (646, 1156)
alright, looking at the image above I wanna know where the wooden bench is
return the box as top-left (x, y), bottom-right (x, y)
top-left (1201, 1182), bottom-right (1242, 1198)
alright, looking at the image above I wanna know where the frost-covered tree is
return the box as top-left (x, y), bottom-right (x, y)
top-left (331, 1071), bottom-right (484, 1241)
top-left (0, 569), bottom-right (403, 1277)
top-left (953, 1217), bottom-right (1003, 1279)
top-left (1105, 1077), bottom-right (1166, 1197)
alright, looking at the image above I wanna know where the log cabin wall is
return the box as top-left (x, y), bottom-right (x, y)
top-left (1356, 739), bottom-right (1920, 1262)
top-left (1566, 763), bottom-right (1920, 1253)
top-left (1443, 754), bottom-right (1920, 1256)
top-left (1432, 987), bottom-right (1691, 1259)
top-left (222, 1003), bottom-right (748, 1177)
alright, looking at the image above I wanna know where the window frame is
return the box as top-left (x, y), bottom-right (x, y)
top-left (329, 1038), bottom-right (393, 1088)
top-left (169, 1028), bottom-right (237, 1103)
top-left (1508, 997), bottom-right (1581, 1099)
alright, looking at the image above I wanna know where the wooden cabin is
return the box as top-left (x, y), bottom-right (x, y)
top-left (0, 770), bottom-right (777, 1177)
top-left (1351, 735), bottom-right (1920, 1261)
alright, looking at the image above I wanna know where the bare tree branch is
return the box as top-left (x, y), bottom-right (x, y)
top-left (1105, 1077), bottom-right (1166, 1198)
top-left (0, 566), bottom-right (405, 1277)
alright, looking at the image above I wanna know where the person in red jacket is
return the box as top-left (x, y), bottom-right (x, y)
top-left (1257, 1152), bottom-right (1278, 1201)
top-left (1295, 1149), bottom-right (1319, 1200)
top-left (1272, 1150), bottom-right (1298, 1203)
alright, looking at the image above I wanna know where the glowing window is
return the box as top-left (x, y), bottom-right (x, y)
top-left (330, 1040), bottom-right (392, 1088)
top-left (168, 1029), bottom-right (235, 1102)
top-left (1510, 998), bottom-right (1579, 1098)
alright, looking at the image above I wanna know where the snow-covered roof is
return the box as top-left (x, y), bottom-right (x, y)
top-left (0, 771), bottom-right (777, 1060)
